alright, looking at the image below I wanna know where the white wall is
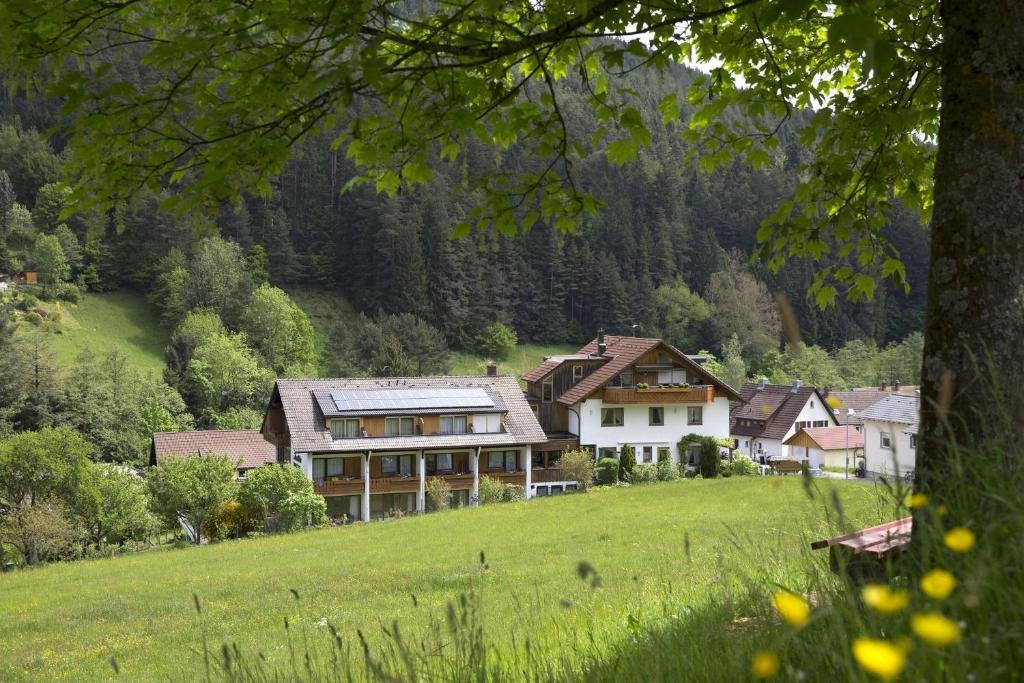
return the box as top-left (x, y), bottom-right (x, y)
top-left (863, 419), bottom-right (916, 477)
top-left (730, 392), bottom-right (837, 461)
top-left (577, 396), bottom-right (731, 463)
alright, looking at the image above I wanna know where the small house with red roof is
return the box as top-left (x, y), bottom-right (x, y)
top-left (730, 380), bottom-right (840, 463)
top-left (150, 429), bottom-right (277, 479)
top-left (783, 426), bottom-right (865, 471)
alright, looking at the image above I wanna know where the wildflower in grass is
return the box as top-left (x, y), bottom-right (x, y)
top-left (772, 590), bottom-right (810, 627)
top-left (911, 612), bottom-right (962, 647)
top-left (852, 638), bottom-right (906, 680)
top-left (751, 650), bottom-right (779, 679)
top-left (936, 504), bottom-right (948, 517)
top-left (920, 569), bottom-right (956, 600)
top-left (905, 492), bottom-right (929, 509)
top-left (861, 584), bottom-right (911, 614)
top-left (944, 527), bottom-right (975, 553)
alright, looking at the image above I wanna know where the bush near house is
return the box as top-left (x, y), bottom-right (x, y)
top-left (730, 455), bottom-right (760, 476)
top-left (656, 459), bottom-right (680, 482)
top-left (426, 477), bottom-right (452, 511)
top-left (560, 448), bottom-right (597, 491)
top-left (597, 457), bottom-right (619, 485)
top-left (618, 445), bottom-right (636, 481)
top-left (628, 464), bottom-right (658, 484)
top-left (678, 434), bottom-right (722, 479)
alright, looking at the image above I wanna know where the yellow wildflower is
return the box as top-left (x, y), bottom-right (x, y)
top-left (751, 650), bottom-right (780, 679)
top-left (852, 638), bottom-right (906, 680)
top-left (911, 612), bottom-right (962, 647)
top-left (772, 590), bottom-right (811, 627)
top-left (936, 504), bottom-right (948, 517)
top-left (944, 527), bottom-right (975, 553)
top-left (905, 492), bottom-right (929, 509)
top-left (861, 584), bottom-right (911, 615)
top-left (920, 569), bottom-right (956, 600)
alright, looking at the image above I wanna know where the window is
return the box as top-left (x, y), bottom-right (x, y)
top-left (880, 432), bottom-right (892, 449)
top-left (548, 451), bottom-right (561, 468)
top-left (542, 380), bottom-right (553, 402)
top-left (487, 450), bottom-right (518, 471)
top-left (440, 415), bottom-right (468, 435)
top-left (385, 416), bottom-right (414, 436)
top-left (381, 455), bottom-right (398, 475)
top-left (572, 365), bottom-right (583, 382)
top-left (619, 371), bottom-right (634, 388)
top-left (910, 434), bottom-right (917, 450)
top-left (314, 457), bottom-right (344, 482)
top-left (649, 407), bottom-right (664, 426)
top-left (532, 451), bottom-right (546, 469)
top-left (642, 446), bottom-right (653, 463)
top-left (598, 447), bottom-right (618, 460)
top-left (474, 414), bottom-right (502, 433)
top-left (601, 408), bottom-right (624, 427)
top-left (686, 444), bottom-right (701, 465)
top-left (810, 400), bottom-right (815, 408)
top-left (331, 419), bottom-right (360, 439)
top-left (657, 447), bottom-right (670, 462)
top-left (687, 406), bottom-right (703, 425)
top-left (426, 453), bottom-right (452, 474)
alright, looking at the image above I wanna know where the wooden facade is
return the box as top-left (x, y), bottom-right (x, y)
top-left (527, 359), bottom-right (603, 433)
top-left (602, 385), bottom-right (715, 404)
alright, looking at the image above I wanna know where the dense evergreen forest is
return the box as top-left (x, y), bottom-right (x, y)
top-left (0, 56), bottom-right (929, 464)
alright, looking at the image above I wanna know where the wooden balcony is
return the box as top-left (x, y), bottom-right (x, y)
top-left (531, 468), bottom-right (566, 483)
top-left (602, 385), bottom-right (715, 404)
top-left (314, 472), bottom-right (477, 495)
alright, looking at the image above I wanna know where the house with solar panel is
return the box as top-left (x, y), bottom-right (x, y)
top-left (260, 375), bottom-right (547, 521)
top-left (522, 332), bottom-right (742, 471)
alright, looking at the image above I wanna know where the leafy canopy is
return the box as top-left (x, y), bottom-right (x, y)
top-left (0, 1), bottom-right (937, 301)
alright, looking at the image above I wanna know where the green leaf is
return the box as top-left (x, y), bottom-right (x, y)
top-left (606, 138), bottom-right (638, 165)
top-left (658, 93), bottom-right (680, 125)
top-left (814, 285), bottom-right (839, 309)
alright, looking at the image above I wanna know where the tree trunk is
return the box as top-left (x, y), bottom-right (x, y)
top-left (919, 1), bottom-right (1024, 493)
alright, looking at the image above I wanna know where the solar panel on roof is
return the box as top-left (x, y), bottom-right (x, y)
top-left (329, 387), bottom-right (495, 413)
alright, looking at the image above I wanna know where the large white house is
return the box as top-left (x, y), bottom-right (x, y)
top-left (859, 394), bottom-right (920, 479)
top-left (522, 333), bottom-right (742, 491)
top-left (729, 380), bottom-right (839, 462)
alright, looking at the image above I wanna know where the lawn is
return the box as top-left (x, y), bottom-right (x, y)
top-left (39, 290), bottom-right (169, 377)
top-left (450, 343), bottom-right (577, 379)
top-left (0, 478), bottom-right (887, 682)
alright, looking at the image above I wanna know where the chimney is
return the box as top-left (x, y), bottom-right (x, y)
top-left (756, 378), bottom-right (767, 391)
top-left (879, 381), bottom-right (888, 391)
top-left (486, 362), bottom-right (497, 377)
top-left (597, 329), bottom-right (606, 356)
top-left (631, 323), bottom-right (640, 337)
top-left (790, 379), bottom-right (802, 393)
top-left (894, 379), bottom-right (901, 393)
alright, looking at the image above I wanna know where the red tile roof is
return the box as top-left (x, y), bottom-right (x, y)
top-left (732, 383), bottom-right (837, 440)
top-left (784, 426), bottom-right (864, 451)
top-left (554, 336), bottom-right (743, 406)
top-left (151, 429), bottom-right (276, 470)
top-left (522, 359), bottom-right (563, 383)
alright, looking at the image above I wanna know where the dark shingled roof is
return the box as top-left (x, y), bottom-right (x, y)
top-left (822, 390), bottom-right (901, 426)
top-left (151, 429), bottom-right (276, 470)
top-left (858, 394), bottom-right (920, 427)
top-left (553, 336), bottom-right (743, 406)
top-left (270, 375), bottom-right (547, 454)
top-left (731, 383), bottom-right (837, 440)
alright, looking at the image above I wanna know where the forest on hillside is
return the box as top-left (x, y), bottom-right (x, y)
top-left (0, 54), bottom-right (929, 464)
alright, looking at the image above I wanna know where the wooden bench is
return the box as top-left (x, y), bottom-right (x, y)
top-left (811, 517), bottom-right (912, 580)
top-left (769, 459), bottom-right (805, 475)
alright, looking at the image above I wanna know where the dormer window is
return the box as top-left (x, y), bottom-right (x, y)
top-left (331, 418), bottom-right (360, 439)
top-left (440, 415), bottom-right (468, 435)
top-left (572, 365), bottom-right (583, 382)
top-left (542, 379), bottom-right (553, 402)
top-left (385, 416), bottom-right (415, 436)
top-left (619, 371), bottom-right (634, 388)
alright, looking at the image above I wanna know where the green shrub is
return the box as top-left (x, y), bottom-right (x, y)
top-left (501, 484), bottom-right (524, 502)
top-left (560, 448), bottom-right (596, 491)
top-left (618, 445), bottom-right (636, 481)
top-left (477, 475), bottom-right (505, 504)
top-left (202, 500), bottom-right (253, 540)
top-left (473, 322), bottom-right (517, 360)
top-left (730, 454), bottom-right (759, 476)
top-left (54, 282), bottom-right (81, 303)
top-left (596, 457), bottom-right (619, 485)
top-left (679, 434), bottom-right (722, 479)
top-left (279, 490), bottom-right (327, 530)
top-left (426, 477), bottom-right (452, 511)
top-left (656, 459), bottom-right (679, 481)
top-left (628, 464), bottom-right (658, 483)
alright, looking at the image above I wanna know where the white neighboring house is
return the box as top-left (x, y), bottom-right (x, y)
top-left (783, 426), bottom-right (865, 471)
top-left (730, 380), bottom-right (839, 462)
top-left (858, 394), bottom-right (920, 479)
top-left (523, 333), bottom-right (743, 491)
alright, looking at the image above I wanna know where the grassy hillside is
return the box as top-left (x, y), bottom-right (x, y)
top-left (285, 287), bottom-right (359, 373)
top-left (39, 290), bottom-right (169, 377)
top-left (451, 343), bottom-right (577, 379)
top-left (0, 479), bottom-right (886, 682)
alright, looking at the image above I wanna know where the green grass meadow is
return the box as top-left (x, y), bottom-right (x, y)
top-left (40, 290), bottom-right (169, 377)
top-left (450, 343), bottom-right (576, 379)
top-left (0, 478), bottom-right (886, 682)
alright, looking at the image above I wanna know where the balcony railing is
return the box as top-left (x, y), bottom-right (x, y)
top-left (602, 385), bottom-right (714, 404)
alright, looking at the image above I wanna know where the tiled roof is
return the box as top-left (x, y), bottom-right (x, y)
top-left (731, 383), bottom-right (836, 441)
top-left (272, 376), bottom-right (547, 454)
top-left (521, 359), bottom-right (563, 382)
top-left (784, 426), bottom-right (864, 451)
top-left (554, 336), bottom-right (743, 405)
top-left (823, 390), bottom-right (899, 425)
top-left (151, 429), bottom-right (276, 470)
top-left (858, 394), bottom-right (920, 426)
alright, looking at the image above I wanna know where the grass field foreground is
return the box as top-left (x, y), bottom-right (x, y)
top-left (0, 478), bottom-right (886, 682)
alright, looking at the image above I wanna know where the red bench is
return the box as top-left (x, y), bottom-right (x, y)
top-left (811, 517), bottom-right (912, 580)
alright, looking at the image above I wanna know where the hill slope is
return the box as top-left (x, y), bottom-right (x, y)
top-left (0, 478), bottom-right (884, 681)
